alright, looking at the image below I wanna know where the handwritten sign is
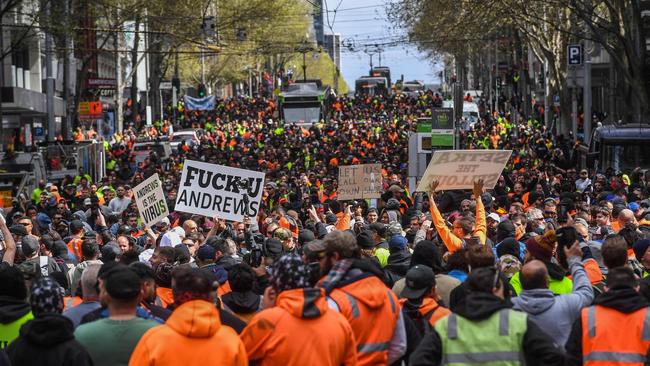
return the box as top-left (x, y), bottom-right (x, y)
top-left (133, 173), bottom-right (168, 227)
top-left (416, 150), bottom-right (512, 192)
top-left (337, 164), bottom-right (382, 200)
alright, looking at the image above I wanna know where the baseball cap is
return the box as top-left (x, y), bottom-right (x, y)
top-left (401, 265), bottom-right (436, 300)
top-left (70, 219), bottom-right (84, 233)
top-left (104, 267), bottom-right (142, 300)
top-left (356, 230), bottom-right (375, 250)
top-left (83, 198), bottom-right (92, 206)
top-left (368, 223), bottom-right (387, 237)
top-left (9, 224), bottom-right (28, 237)
top-left (197, 245), bottom-right (216, 261)
top-left (487, 213), bottom-right (500, 222)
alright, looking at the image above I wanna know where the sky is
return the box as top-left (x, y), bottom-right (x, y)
top-left (322, 0), bottom-right (440, 88)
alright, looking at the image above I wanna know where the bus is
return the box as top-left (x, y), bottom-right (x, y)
top-left (370, 66), bottom-right (391, 88)
top-left (580, 124), bottom-right (650, 172)
top-left (278, 82), bottom-right (331, 125)
top-left (355, 76), bottom-right (389, 96)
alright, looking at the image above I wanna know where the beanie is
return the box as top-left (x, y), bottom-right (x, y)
top-left (525, 230), bottom-right (557, 262)
top-left (388, 235), bottom-right (407, 250)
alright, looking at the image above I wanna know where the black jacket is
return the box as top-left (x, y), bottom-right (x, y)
top-left (6, 314), bottom-right (93, 366)
top-left (565, 287), bottom-right (650, 366)
top-left (409, 292), bottom-right (564, 366)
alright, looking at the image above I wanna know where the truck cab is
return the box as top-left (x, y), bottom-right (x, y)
top-left (581, 124), bottom-right (650, 172)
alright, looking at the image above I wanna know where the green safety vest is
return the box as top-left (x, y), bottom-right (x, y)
top-left (509, 271), bottom-right (573, 296)
top-left (0, 311), bottom-right (33, 349)
top-left (435, 309), bottom-right (527, 365)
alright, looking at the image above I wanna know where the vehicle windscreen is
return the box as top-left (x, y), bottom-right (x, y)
top-left (283, 106), bottom-right (321, 124)
top-left (601, 143), bottom-right (650, 172)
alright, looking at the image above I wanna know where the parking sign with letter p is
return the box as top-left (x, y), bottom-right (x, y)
top-left (568, 44), bottom-right (583, 65)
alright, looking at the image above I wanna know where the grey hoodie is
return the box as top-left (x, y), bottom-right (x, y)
top-left (511, 257), bottom-right (594, 349)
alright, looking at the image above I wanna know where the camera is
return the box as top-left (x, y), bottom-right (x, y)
top-left (245, 232), bottom-right (265, 268)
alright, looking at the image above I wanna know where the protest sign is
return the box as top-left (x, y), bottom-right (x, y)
top-left (416, 150), bottom-right (512, 192)
top-left (175, 160), bottom-right (265, 222)
top-left (133, 173), bottom-right (168, 227)
top-left (337, 164), bottom-right (382, 200)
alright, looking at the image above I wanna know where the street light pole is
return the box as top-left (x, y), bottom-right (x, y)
top-left (302, 51), bottom-right (307, 82)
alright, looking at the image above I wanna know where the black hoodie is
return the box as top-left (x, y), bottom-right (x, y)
top-left (384, 249), bottom-right (411, 288)
top-left (221, 291), bottom-right (261, 315)
top-left (0, 296), bottom-right (30, 325)
top-left (6, 314), bottom-right (93, 366)
top-left (409, 293), bottom-right (564, 366)
top-left (564, 287), bottom-right (650, 366)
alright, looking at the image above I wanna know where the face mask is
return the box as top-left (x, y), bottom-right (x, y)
top-left (535, 223), bottom-right (546, 235)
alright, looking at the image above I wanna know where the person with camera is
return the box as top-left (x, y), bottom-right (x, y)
top-left (512, 234), bottom-right (594, 349)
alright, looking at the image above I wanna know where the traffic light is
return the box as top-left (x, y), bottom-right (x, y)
top-left (197, 83), bottom-right (206, 98)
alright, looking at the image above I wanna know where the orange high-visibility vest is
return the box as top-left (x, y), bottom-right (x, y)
top-left (329, 276), bottom-right (400, 366)
top-left (63, 296), bottom-right (82, 311)
top-left (217, 280), bottom-right (232, 297)
top-left (581, 305), bottom-right (650, 366)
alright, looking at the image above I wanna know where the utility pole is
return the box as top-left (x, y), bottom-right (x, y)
top-left (582, 0), bottom-right (593, 145)
top-left (114, 7), bottom-right (123, 133)
top-left (63, 0), bottom-right (73, 140)
top-left (45, 0), bottom-right (55, 142)
top-left (571, 65), bottom-right (577, 141)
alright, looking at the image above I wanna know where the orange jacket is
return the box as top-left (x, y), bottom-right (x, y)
top-left (335, 212), bottom-right (351, 231)
top-left (568, 258), bottom-right (603, 285)
top-left (129, 300), bottom-right (247, 366)
top-left (328, 276), bottom-right (400, 366)
top-left (398, 297), bottom-right (450, 328)
top-left (63, 296), bottom-right (83, 311)
top-left (155, 287), bottom-right (174, 309)
top-left (241, 288), bottom-right (357, 366)
top-left (430, 197), bottom-right (487, 253)
top-left (580, 305), bottom-right (650, 366)
top-left (217, 280), bottom-right (232, 297)
top-left (67, 238), bottom-right (83, 261)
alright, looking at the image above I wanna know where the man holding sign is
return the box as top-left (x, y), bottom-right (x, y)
top-left (428, 179), bottom-right (487, 254)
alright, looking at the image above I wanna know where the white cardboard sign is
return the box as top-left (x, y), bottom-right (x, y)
top-left (416, 150), bottom-right (512, 192)
top-left (175, 160), bottom-right (265, 222)
top-left (337, 164), bottom-right (383, 200)
top-left (134, 173), bottom-right (169, 227)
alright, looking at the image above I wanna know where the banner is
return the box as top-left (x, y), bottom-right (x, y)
top-left (183, 95), bottom-right (215, 110)
top-left (337, 164), bottom-right (382, 200)
top-left (175, 160), bottom-right (265, 222)
top-left (134, 173), bottom-right (168, 227)
top-left (416, 150), bottom-right (512, 192)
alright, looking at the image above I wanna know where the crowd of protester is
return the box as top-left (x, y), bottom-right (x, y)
top-left (1, 91), bottom-right (650, 365)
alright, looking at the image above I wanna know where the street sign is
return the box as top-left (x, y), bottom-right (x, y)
top-left (568, 44), bottom-right (583, 65)
top-left (86, 78), bottom-right (116, 90)
top-left (78, 101), bottom-right (102, 120)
